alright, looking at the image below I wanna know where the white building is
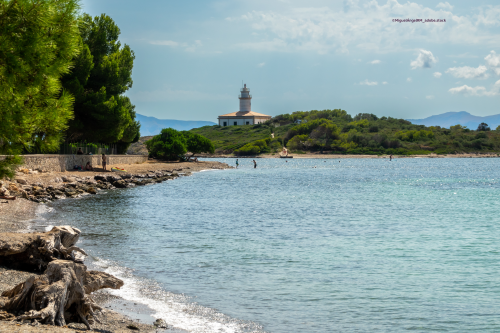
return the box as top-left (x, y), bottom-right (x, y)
top-left (218, 84), bottom-right (271, 126)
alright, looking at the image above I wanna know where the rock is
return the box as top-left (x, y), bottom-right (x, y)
top-left (120, 173), bottom-right (132, 179)
top-left (15, 178), bottom-right (27, 184)
top-left (126, 324), bottom-right (140, 330)
top-left (87, 187), bottom-right (97, 194)
top-left (0, 187), bottom-right (9, 196)
top-left (8, 183), bottom-right (18, 192)
top-left (61, 176), bottom-right (76, 183)
top-left (94, 175), bottom-right (106, 181)
top-left (113, 180), bottom-right (127, 188)
top-left (106, 175), bottom-right (121, 183)
top-left (154, 319), bottom-right (168, 328)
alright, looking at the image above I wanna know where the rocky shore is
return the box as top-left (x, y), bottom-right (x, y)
top-left (0, 160), bottom-right (231, 332)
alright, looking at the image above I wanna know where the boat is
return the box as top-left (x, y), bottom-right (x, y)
top-left (280, 155), bottom-right (293, 158)
top-left (111, 167), bottom-right (127, 172)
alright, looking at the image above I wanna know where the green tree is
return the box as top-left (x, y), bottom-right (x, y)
top-left (62, 13), bottom-right (139, 148)
top-left (477, 122), bottom-right (491, 131)
top-left (0, 0), bottom-right (80, 177)
top-left (310, 122), bottom-right (340, 153)
top-left (183, 132), bottom-right (215, 159)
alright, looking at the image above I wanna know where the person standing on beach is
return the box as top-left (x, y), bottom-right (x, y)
top-left (102, 153), bottom-right (107, 171)
top-left (236, 159), bottom-right (239, 168)
top-left (253, 160), bottom-right (257, 169)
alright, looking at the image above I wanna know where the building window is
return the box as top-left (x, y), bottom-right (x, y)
top-left (234, 121), bottom-right (237, 126)
top-left (246, 121), bottom-right (249, 125)
top-left (223, 122), bottom-right (227, 126)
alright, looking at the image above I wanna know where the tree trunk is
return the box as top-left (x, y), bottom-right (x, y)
top-left (0, 226), bottom-right (124, 329)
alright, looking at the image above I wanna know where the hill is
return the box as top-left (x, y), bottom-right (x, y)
top-left (408, 111), bottom-right (500, 130)
top-left (190, 109), bottom-right (500, 156)
top-left (137, 114), bottom-right (216, 136)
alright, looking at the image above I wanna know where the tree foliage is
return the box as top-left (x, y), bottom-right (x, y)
top-left (477, 122), bottom-right (491, 131)
top-left (0, 0), bottom-right (81, 155)
top-left (145, 128), bottom-right (214, 161)
top-left (62, 13), bottom-right (139, 147)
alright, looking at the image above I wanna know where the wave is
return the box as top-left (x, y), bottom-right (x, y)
top-left (90, 257), bottom-right (266, 333)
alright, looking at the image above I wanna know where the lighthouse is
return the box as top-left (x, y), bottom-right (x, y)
top-left (239, 84), bottom-right (252, 112)
top-left (218, 83), bottom-right (271, 126)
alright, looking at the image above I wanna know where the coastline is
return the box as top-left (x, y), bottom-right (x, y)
top-left (0, 160), bottom-right (231, 332)
top-left (198, 152), bottom-right (500, 159)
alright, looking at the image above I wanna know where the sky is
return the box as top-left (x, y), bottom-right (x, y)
top-left (81, 0), bottom-right (500, 122)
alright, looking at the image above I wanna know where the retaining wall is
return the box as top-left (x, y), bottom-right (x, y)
top-left (0, 155), bottom-right (148, 172)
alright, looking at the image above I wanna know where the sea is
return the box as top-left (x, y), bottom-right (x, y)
top-left (37, 157), bottom-right (500, 332)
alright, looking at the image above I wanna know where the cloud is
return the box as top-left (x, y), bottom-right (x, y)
top-left (150, 40), bottom-right (179, 47)
top-left (369, 60), bottom-right (381, 64)
top-left (231, 3), bottom-right (500, 54)
top-left (149, 40), bottom-right (202, 52)
top-left (436, 2), bottom-right (453, 10)
top-left (257, 62), bottom-right (266, 67)
top-left (448, 80), bottom-right (500, 96)
top-left (407, 77), bottom-right (412, 82)
top-left (426, 95), bottom-right (434, 99)
top-left (360, 79), bottom-right (378, 86)
top-left (433, 72), bottom-right (442, 78)
top-left (485, 50), bottom-right (500, 75)
top-left (382, 81), bottom-right (388, 85)
top-left (410, 50), bottom-right (438, 69)
top-left (446, 65), bottom-right (489, 79)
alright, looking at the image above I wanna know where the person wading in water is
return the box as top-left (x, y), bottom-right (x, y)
top-left (253, 160), bottom-right (257, 169)
top-left (236, 159), bottom-right (239, 168)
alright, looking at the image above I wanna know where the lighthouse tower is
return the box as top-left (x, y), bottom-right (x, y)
top-left (217, 83), bottom-right (271, 126)
top-left (239, 84), bottom-right (251, 112)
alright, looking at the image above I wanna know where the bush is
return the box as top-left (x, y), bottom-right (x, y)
top-left (234, 144), bottom-right (260, 155)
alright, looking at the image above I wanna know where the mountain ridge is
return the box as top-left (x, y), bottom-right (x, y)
top-left (136, 114), bottom-right (216, 136)
top-left (408, 111), bottom-right (500, 130)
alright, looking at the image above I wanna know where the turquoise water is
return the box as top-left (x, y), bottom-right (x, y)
top-left (43, 158), bottom-right (500, 332)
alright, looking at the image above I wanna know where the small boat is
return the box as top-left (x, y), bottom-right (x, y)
top-left (280, 155), bottom-right (293, 158)
top-left (111, 167), bottom-right (127, 172)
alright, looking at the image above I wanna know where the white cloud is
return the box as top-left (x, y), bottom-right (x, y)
top-left (426, 95), bottom-right (434, 99)
top-left (436, 2), bottom-right (454, 10)
top-left (433, 72), bottom-right (442, 78)
top-left (231, 3), bottom-right (500, 54)
top-left (150, 40), bottom-right (179, 47)
top-left (382, 81), bottom-right (388, 85)
top-left (446, 65), bottom-right (489, 79)
top-left (407, 77), bottom-right (412, 82)
top-left (448, 80), bottom-right (500, 96)
top-left (410, 50), bottom-right (438, 69)
top-left (360, 79), bottom-right (378, 86)
top-left (150, 40), bottom-right (201, 52)
top-left (485, 50), bottom-right (500, 75)
top-left (257, 62), bottom-right (266, 67)
top-left (369, 60), bottom-right (381, 64)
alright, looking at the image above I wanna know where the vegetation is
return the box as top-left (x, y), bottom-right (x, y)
top-left (145, 128), bottom-right (214, 161)
top-left (191, 110), bottom-right (500, 155)
top-left (0, 0), bottom-right (81, 159)
top-left (62, 13), bottom-right (140, 153)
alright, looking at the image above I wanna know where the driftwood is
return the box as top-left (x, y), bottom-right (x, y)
top-left (0, 226), bottom-right (87, 271)
top-left (0, 227), bottom-right (124, 328)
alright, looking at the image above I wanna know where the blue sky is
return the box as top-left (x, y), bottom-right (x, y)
top-left (81, 0), bottom-right (500, 122)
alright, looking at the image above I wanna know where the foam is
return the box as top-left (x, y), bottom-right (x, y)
top-left (91, 258), bottom-right (265, 333)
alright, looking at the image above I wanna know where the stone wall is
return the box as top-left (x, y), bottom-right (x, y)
top-left (0, 155), bottom-right (148, 172)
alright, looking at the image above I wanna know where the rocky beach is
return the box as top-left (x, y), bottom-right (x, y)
top-left (0, 160), bottom-right (231, 332)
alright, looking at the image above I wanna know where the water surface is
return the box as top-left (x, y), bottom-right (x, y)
top-left (43, 158), bottom-right (500, 332)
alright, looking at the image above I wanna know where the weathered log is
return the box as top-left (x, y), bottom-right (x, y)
top-left (0, 260), bottom-right (123, 328)
top-left (0, 226), bottom-right (87, 271)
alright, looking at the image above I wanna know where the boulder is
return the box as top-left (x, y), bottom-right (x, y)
top-left (106, 175), bottom-right (121, 183)
top-left (61, 176), bottom-right (76, 183)
top-left (112, 180), bottom-right (127, 188)
top-left (94, 175), bottom-right (106, 181)
top-left (86, 187), bottom-right (97, 194)
top-left (15, 178), bottom-right (27, 185)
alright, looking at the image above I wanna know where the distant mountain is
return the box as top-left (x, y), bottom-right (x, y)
top-left (136, 114), bottom-right (216, 136)
top-left (408, 111), bottom-right (500, 130)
